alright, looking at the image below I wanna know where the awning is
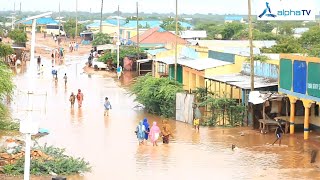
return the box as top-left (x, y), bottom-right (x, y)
top-left (205, 73), bottom-right (278, 90)
top-left (136, 59), bottom-right (152, 63)
top-left (249, 91), bottom-right (286, 105)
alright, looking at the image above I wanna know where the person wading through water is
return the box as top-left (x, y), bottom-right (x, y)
top-left (135, 121), bottom-right (146, 145)
top-left (69, 92), bottom-right (76, 108)
top-left (37, 56), bottom-right (41, 70)
top-left (77, 89), bottom-right (84, 108)
top-left (143, 118), bottom-right (150, 143)
top-left (63, 73), bottom-right (67, 86)
top-left (161, 120), bottom-right (173, 144)
top-left (149, 121), bottom-right (160, 146)
top-left (104, 97), bottom-right (112, 116)
top-left (272, 122), bottom-right (284, 146)
top-left (193, 104), bottom-right (201, 132)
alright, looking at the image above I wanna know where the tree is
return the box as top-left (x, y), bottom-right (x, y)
top-left (160, 18), bottom-right (185, 31)
top-left (0, 43), bottom-right (14, 61)
top-left (8, 29), bottom-right (27, 43)
top-left (0, 61), bottom-right (14, 120)
top-left (233, 29), bottom-right (277, 40)
top-left (300, 27), bottom-right (320, 49)
top-left (220, 22), bottom-right (245, 40)
top-left (63, 18), bottom-right (85, 38)
top-left (254, 21), bottom-right (275, 33)
top-left (263, 36), bottom-right (304, 53)
top-left (92, 32), bottom-right (112, 46)
top-left (278, 22), bottom-right (300, 35)
top-left (195, 22), bottom-right (223, 39)
top-left (98, 46), bottom-right (146, 64)
top-left (130, 73), bottom-right (184, 118)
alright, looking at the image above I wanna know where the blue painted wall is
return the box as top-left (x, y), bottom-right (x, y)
top-left (242, 61), bottom-right (278, 79)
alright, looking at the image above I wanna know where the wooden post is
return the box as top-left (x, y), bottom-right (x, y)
top-left (248, 0), bottom-right (254, 91)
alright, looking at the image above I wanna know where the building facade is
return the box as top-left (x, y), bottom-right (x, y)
top-left (279, 54), bottom-right (320, 140)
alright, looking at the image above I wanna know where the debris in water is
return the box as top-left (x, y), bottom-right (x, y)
top-left (311, 150), bottom-right (318, 163)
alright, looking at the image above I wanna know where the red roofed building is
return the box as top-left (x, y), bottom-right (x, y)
top-left (130, 27), bottom-right (187, 48)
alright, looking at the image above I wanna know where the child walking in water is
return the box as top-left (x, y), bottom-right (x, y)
top-left (104, 97), bottom-right (112, 116)
top-left (272, 122), bottom-right (284, 146)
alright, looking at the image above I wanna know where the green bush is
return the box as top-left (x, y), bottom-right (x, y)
top-left (8, 29), bottom-right (27, 43)
top-left (131, 73), bottom-right (184, 118)
top-left (0, 43), bottom-right (14, 60)
top-left (92, 32), bottom-right (111, 46)
top-left (98, 46), bottom-right (146, 64)
top-left (3, 143), bottom-right (91, 176)
top-left (0, 61), bottom-right (15, 128)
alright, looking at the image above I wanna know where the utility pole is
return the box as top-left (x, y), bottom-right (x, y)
top-left (248, 0), bottom-right (254, 91)
top-left (174, 0), bottom-right (178, 82)
top-left (136, 1), bottom-right (140, 60)
top-left (58, 2), bottom-right (61, 36)
top-left (117, 5), bottom-right (120, 69)
top-left (75, 0), bottom-right (78, 40)
top-left (20, 2), bottom-right (21, 14)
top-left (100, 0), bottom-right (103, 33)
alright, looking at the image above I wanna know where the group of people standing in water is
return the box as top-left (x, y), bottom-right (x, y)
top-left (136, 118), bottom-right (173, 146)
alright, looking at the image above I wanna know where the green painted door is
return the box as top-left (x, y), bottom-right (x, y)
top-left (168, 65), bottom-right (183, 84)
top-left (279, 58), bottom-right (292, 90)
top-left (177, 65), bottom-right (183, 84)
top-left (307, 62), bottom-right (320, 98)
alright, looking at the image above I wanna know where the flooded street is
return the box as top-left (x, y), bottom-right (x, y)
top-left (7, 59), bottom-right (320, 180)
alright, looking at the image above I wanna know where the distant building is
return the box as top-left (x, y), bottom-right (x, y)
top-left (17, 17), bottom-right (58, 32)
top-left (170, 30), bottom-right (207, 41)
top-left (224, 16), bottom-right (245, 23)
top-left (293, 28), bottom-right (309, 38)
top-left (130, 27), bottom-right (187, 48)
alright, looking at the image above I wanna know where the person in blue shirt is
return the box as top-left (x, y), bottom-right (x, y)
top-left (116, 65), bottom-right (123, 79)
top-left (104, 97), bottom-right (112, 116)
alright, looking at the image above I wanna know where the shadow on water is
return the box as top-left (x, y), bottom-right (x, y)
top-left (5, 59), bottom-right (320, 180)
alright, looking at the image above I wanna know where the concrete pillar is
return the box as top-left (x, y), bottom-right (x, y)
top-left (288, 96), bottom-right (297, 134)
top-left (303, 100), bottom-right (313, 140)
top-left (195, 74), bottom-right (200, 88)
top-left (188, 70), bottom-right (192, 91)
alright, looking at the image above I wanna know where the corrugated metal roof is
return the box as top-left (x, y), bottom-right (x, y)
top-left (180, 31), bottom-right (207, 39)
top-left (205, 73), bottom-right (278, 90)
top-left (145, 48), bottom-right (168, 56)
top-left (224, 16), bottom-right (244, 21)
top-left (122, 20), bottom-right (162, 28)
top-left (20, 17), bottom-right (58, 25)
top-left (223, 47), bottom-right (261, 57)
top-left (189, 40), bottom-right (276, 49)
top-left (154, 57), bottom-right (231, 71)
top-left (86, 19), bottom-right (126, 28)
top-left (121, 20), bottom-right (193, 29)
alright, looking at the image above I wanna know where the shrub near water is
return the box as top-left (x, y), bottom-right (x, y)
top-left (3, 144), bottom-right (91, 176)
top-left (131, 74), bottom-right (184, 118)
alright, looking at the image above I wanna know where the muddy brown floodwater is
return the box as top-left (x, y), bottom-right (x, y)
top-left (5, 58), bottom-right (320, 180)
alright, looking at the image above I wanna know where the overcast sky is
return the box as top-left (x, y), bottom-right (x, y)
top-left (1, 0), bottom-right (320, 15)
